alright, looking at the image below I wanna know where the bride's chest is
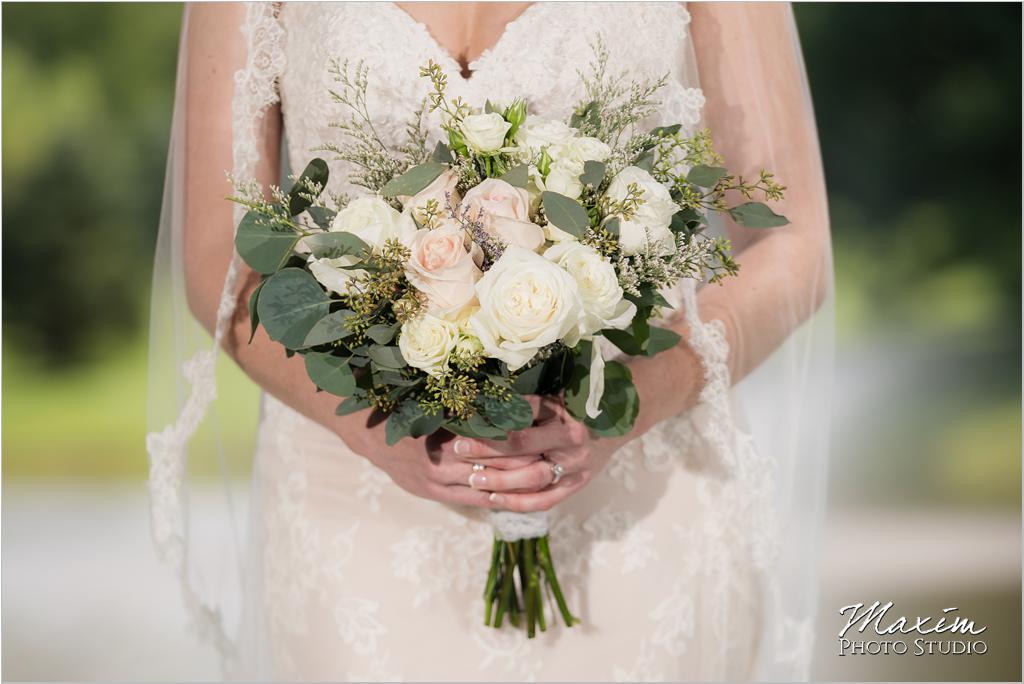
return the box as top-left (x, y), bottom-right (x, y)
top-left (276, 2), bottom-right (697, 180)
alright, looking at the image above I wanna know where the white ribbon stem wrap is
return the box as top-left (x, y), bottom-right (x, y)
top-left (585, 336), bottom-right (606, 419)
top-left (489, 510), bottom-right (550, 542)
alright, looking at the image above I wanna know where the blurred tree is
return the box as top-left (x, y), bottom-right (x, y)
top-left (2, 3), bottom-right (181, 366)
top-left (794, 3), bottom-right (1021, 338)
top-left (1, 4), bottom-right (1019, 368)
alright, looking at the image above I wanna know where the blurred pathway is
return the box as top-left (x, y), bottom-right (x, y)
top-left (2, 482), bottom-right (1019, 681)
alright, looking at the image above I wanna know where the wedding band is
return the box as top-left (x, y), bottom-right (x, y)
top-left (549, 461), bottom-right (565, 485)
top-left (472, 463), bottom-right (486, 471)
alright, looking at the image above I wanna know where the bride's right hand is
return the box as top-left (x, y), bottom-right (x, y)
top-left (342, 406), bottom-right (549, 509)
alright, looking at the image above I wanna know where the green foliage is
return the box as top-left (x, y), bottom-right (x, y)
top-left (256, 268), bottom-right (331, 349)
top-left (380, 161), bottom-right (447, 198)
top-left (234, 210), bottom-right (301, 274)
top-left (541, 191), bottom-right (590, 238)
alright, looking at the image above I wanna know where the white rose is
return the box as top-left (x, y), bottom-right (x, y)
top-left (460, 112), bottom-right (512, 153)
top-left (551, 136), bottom-right (611, 166)
top-left (469, 246), bottom-right (583, 370)
top-left (544, 242), bottom-right (636, 336)
top-left (454, 310), bottom-right (484, 355)
top-left (308, 254), bottom-right (363, 295)
top-left (540, 160), bottom-right (584, 200)
top-left (515, 119), bottom-right (575, 156)
top-left (331, 197), bottom-right (416, 251)
top-left (398, 313), bottom-right (459, 377)
top-left (405, 221), bottom-right (482, 320)
top-left (605, 166), bottom-right (678, 256)
top-left (461, 178), bottom-right (545, 252)
top-left (399, 169), bottom-right (460, 226)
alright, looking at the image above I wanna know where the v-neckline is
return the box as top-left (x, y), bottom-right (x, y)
top-left (390, 2), bottom-right (540, 82)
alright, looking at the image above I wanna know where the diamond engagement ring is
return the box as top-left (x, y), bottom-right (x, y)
top-left (549, 461), bottom-right (565, 485)
top-left (468, 463), bottom-right (486, 489)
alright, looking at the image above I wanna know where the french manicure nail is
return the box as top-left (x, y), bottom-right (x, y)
top-left (489, 492), bottom-right (504, 504)
top-left (454, 439), bottom-right (471, 455)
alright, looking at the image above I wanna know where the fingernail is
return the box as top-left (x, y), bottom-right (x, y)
top-left (454, 439), bottom-right (471, 455)
top-left (488, 492), bottom-right (505, 505)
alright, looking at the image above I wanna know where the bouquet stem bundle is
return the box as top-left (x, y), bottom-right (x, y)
top-left (484, 536), bottom-right (577, 636)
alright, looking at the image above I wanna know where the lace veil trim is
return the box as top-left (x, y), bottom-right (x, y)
top-left (145, 1), bottom-right (285, 658)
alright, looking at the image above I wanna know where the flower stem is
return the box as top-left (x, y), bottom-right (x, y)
top-left (494, 541), bottom-right (516, 628)
top-left (520, 539), bottom-right (536, 638)
top-left (538, 535), bottom-right (578, 627)
top-left (483, 538), bottom-right (501, 626)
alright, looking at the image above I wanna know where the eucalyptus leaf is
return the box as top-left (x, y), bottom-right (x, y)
top-left (431, 141), bottom-right (455, 164)
top-left (541, 191), bottom-right (590, 238)
top-left (479, 394), bottom-right (534, 432)
top-left (644, 325), bottom-right (682, 357)
top-left (565, 353), bottom-right (639, 436)
top-left (381, 162), bottom-right (447, 198)
top-left (306, 205), bottom-right (337, 231)
top-left (603, 216), bottom-right (621, 237)
top-left (499, 163), bottom-right (529, 189)
top-left (304, 352), bottom-right (357, 396)
top-left (303, 231), bottom-right (370, 259)
top-left (234, 211), bottom-right (300, 274)
top-left (579, 160), bottom-right (606, 187)
top-left (687, 165), bottom-right (728, 188)
top-left (368, 345), bottom-right (406, 369)
top-left (728, 202), bottom-right (790, 228)
top-left (385, 400), bottom-right (424, 446)
top-left (512, 362), bottom-right (544, 395)
top-left (247, 279), bottom-right (265, 343)
top-left (302, 309), bottom-right (357, 347)
top-left (650, 123), bottom-right (682, 138)
top-left (365, 323), bottom-right (399, 345)
top-left (634, 149), bottom-right (655, 172)
top-left (256, 268), bottom-right (331, 349)
top-left (287, 158), bottom-right (329, 216)
top-left (445, 414), bottom-right (508, 440)
top-left (335, 394), bottom-right (370, 416)
top-left (409, 409), bottom-right (445, 439)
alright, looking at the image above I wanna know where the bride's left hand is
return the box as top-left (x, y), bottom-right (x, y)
top-left (439, 397), bottom-right (623, 512)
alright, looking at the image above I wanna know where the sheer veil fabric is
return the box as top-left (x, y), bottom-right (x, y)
top-left (146, 3), bottom-right (833, 680)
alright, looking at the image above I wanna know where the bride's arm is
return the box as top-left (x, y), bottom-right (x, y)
top-left (460, 2), bottom-right (831, 512)
top-left (182, 5), bottom-right (545, 506)
top-left (629, 1), bottom-right (831, 435)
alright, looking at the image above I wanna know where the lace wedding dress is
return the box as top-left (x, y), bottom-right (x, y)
top-left (148, 3), bottom-right (832, 681)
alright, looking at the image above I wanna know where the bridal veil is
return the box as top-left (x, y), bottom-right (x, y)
top-left (146, 3), bottom-right (833, 679)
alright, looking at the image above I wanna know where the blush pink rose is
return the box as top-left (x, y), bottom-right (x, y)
top-left (461, 178), bottom-right (545, 252)
top-left (399, 169), bottom-right (461, 226)
top-left (405, 221), bottom-right (482, 319)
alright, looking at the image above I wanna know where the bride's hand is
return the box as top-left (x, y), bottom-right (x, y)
top-left (438, 397), bottom-right (623, 513)
top-left (343, 402), bottom-right (547, 509)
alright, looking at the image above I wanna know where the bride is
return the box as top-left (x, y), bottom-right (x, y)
top-left (147, 2), bottom-right (832, 681)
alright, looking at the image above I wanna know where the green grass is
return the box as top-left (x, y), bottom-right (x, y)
top-left (3, 338), bottom-right (259, 479)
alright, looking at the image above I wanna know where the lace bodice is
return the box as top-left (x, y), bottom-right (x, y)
top-left (277, 2), bottom-right (704, 197)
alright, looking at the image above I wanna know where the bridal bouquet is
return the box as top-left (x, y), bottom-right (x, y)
top-left (230, 46), bottom-right (786, 637)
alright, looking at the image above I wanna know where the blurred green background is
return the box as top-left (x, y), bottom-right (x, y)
top-left (2, 3), bottom-right (1020, 682)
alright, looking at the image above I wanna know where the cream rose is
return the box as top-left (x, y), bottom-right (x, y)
top-left (331, 197), bottom-right (416, 251)
top-left (398, 313), bottom-right (459, 377)
top-left (469, 246), bottom-right (583, 370)
top-left (460, 112), bottom-right (511, 153)
top-left (551, 135), bottom-right (612, 166)
top-left (605, 166), bottom-right (678, 256)
top-left (544, 241), bottom-right (636, 336)
top-left (399, 169), bottom-right (460, 226)
top-left (461, 178), bottom-right (545, 252)
top-left (540, 160), bottom-right (584, 200)
top-left (515, 119), bottom-right (575, 156)
top-left (405, 221), bottom-right (482, 320)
